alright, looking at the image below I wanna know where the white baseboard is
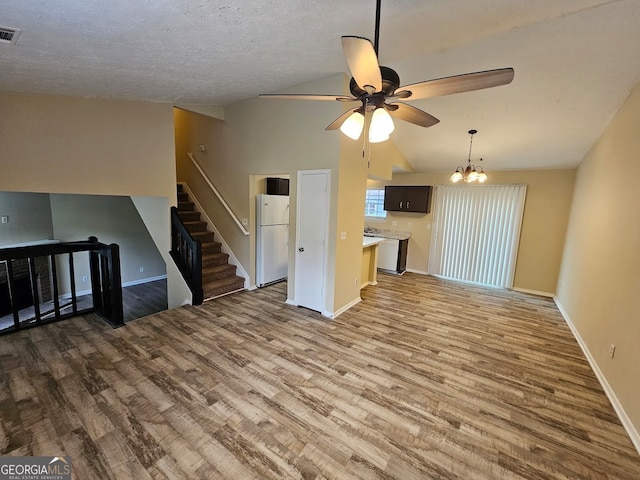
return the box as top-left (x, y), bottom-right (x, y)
top-left (406, 268), bottom-right (429, 275)
top-left (285, 298), bottom-right (297, 306)
top-left (63, 288), bottom-right (92, 298)
top-left (554, 296), bottom-right (640, 456)
top-left (123, 274), bottom-right (167, 288)
top-left (512, 287), bottom-right (554, 297)
top-left (179, 182), bottom-right (250, 289)
top-left (328, 296), bottom-right (362, 319)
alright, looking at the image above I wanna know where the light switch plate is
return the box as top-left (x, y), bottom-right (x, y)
top-left (1, 216), bottom-right (8, 224)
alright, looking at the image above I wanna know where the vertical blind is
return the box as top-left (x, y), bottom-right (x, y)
top-left (428, 185), bottom-right (527, 288)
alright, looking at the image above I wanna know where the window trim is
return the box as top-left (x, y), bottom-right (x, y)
top-left (364, 187), bottom-right (387, 220)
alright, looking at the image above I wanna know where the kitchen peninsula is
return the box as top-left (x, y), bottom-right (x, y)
top-left (364, 226), bottom-right (411, 275)
top-left (361, 236), bottom-right (384, 289)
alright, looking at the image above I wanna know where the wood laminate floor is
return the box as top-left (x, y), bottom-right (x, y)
top-left (0, 279), bottom-right (168, 331)
top-left (0, 273), bottom-right (638, 479)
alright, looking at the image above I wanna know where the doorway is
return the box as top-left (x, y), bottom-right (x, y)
top-left (294, 170), bottom-right (330, 313)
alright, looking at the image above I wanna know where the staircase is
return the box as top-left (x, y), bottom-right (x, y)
top-left (176, 185), bottom-right (245, 299)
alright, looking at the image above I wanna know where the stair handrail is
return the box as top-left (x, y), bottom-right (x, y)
top-left (186, 152), bottom-right (250, 236)
top-left (169, 206), bottom-right (203, 305)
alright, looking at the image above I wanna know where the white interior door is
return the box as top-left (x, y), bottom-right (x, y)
top-left (295, 170), bottom-right (329, 313)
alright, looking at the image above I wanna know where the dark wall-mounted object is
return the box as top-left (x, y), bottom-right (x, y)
top-left (384, 186), bottom-right (432, 213)
top-left (266, 177), bottom-right (290, 196)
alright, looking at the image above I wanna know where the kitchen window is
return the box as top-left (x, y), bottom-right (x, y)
top-left (365, 188), bottom-right (386, 219)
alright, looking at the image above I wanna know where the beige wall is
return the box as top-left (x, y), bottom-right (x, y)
top-left (367, 139), bottom-right (414, 180)
top-left (0, 93), bottom-right (176, 197)
top-left (0, 93), bottom-right (190, 307)
top-left (369, 168), bottom-right (575, 294)
top-left (334, 135), bottom-right (369, 311)
top-left (557, 84), bottom-right (640, 439)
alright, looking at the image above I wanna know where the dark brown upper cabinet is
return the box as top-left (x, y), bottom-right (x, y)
top-left (384, 186), bottom-right (432, 213)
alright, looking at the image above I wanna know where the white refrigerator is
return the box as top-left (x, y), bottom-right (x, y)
top-left (256, 194), bottom-right (289, 287)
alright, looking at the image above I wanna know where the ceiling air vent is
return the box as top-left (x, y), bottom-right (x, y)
top-left (0, 27), bottom-right (21, 45)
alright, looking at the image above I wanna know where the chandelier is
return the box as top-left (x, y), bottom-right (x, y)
top-left (450, 129), bottom-right (487, 183)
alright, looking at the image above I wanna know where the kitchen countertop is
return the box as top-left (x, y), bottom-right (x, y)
top-left (364, 228), bottom-right (411, 241)
top-left (362, 236), bottom-right (385, 248)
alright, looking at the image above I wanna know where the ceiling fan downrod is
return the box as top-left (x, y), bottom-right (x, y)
top-left (374, 0), bottom-right (381, 55)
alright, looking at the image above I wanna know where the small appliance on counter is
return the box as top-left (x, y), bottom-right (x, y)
top-left (266, 177), bottom-right (289, 196)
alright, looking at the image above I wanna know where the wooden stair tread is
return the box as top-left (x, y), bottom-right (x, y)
top-left (204, 275), bottom-right (244, 287)
top-left (203, 263), bottom-right (236, 274)
top-left (203, 275), bottom-right (245, 298)
top-left (183, 221), bottom-right (208, 232)
top-left (202, 264), bottom-right (237, 282)
top-left (198, 240), bottom-right (220, 253)
top-left (178, 211), bottom-right (200, 222)
top-left (190, 231), bottom-right (214, 242)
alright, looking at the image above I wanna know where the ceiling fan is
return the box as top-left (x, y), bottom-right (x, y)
top-left (259, 0), bottom-right (514, 143)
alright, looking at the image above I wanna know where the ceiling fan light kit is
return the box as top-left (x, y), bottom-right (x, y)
top-left (259, 1), bottom-right (514, 147)
top-left (369, 107), bottom-right (395, 142)
top-left (451, 129), bottom-right (488, 183)
top-left (342, 106), bottom-right (395, 143)
top-left (340, 111), bottom-right (365, 140)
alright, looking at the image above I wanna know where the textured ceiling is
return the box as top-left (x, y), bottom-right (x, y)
top-left (2, 0), bottom-right (639, 172)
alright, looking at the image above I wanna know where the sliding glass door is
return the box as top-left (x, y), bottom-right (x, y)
top-left (428, 185), bottom-right (527, 288)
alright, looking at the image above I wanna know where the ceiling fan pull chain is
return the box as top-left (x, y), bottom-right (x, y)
top-left (362, 97), bottom-right (371, 157)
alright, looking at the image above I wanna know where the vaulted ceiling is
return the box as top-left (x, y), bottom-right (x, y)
top-left (2, 0), bottom-right (639, 172)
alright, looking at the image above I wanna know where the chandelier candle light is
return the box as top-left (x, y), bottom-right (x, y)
top-left (450, 129), bottom-right (488, 183)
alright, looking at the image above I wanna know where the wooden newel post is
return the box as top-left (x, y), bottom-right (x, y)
top-left (109, 243), bottom-right (124, 327)
top-left (88, 236), bottom-right (102, 310)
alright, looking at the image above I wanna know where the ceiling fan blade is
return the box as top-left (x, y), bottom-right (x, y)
top-left (394, 68), bottom-right (514, 100)
top-left (341, 36), bottom-right (382, 93)
top-left (386, 102), bottom-right (439, 128)
top-left (325, 107), bottom-right (362, 131)
top-left (259, 94), bottom-right (358, 102)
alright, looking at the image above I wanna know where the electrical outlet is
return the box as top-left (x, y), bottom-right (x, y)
top-left (139, 266), bottom-right (145, 273)
top-left (82, 276), bottom-right (88, 283)
top-left (391, 221), bottom-right (397, 227)
top-left (1, 216), bottom-right (8, 224)
top-left (241, 217), bottom-right (248, 226)
top-left (340, 231), bottom-right (347, 240)
top-left (609, 344), bottom-right (616, 359)
top-left (407, 222), bottom-right (412, 228)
